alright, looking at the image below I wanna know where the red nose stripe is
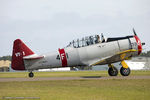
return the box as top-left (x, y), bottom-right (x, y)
top-left (134, 36), bottom-right (142, 55)
top-left (58, 49), bottom-right (68, 67)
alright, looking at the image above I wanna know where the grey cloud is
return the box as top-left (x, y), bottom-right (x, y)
top-left (0, 0), bottom-right (150, 56)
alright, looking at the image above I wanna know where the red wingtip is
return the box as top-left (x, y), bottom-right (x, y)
top-left (11, 39), bottom-right (34, 70)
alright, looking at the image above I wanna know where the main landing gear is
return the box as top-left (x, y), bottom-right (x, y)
top-left (108, 61), bottom-right (131, 76)
top-left (120, 67), bottom-right (130, 76)
top-left (29, 71), bottom-right (34, 78)
top-left (108, 64), bottom-right (118, 76)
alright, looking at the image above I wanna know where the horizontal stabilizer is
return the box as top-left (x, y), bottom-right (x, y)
top-left (23, 54), bottom-right (44, 60)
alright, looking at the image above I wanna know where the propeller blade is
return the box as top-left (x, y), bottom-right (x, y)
top-left (133, 28), bottom-right (137, 36)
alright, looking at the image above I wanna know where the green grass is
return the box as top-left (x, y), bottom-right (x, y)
top-left (0, 71), bottom-right (106, 78)
top-left (0, 70), bottom-right (150, 78)
top-left (0, 70), bottom-right (150, 100)
top-left (0, 79), bottom-right (150, 100)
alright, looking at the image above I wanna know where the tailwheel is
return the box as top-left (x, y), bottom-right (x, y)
top-left (108, 64), bottom-right (118, 76)
top-left (29, 72), bottom-right (34, 78)
top-left (120, 67), bottom-right (130, 76)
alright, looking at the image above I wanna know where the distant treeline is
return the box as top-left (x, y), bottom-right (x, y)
top-left (140, 51), bottom-right (150, 57)
top-left (0, 55), bottom-right (12, 61)
top-left (0, 51), bottom-right (150, 61)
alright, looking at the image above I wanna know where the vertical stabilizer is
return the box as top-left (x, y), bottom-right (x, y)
top-left (11, 39), bottom-right (34, 70)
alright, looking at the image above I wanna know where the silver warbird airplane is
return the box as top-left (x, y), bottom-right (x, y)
top-left (11, 29), bottom-right (145, 77)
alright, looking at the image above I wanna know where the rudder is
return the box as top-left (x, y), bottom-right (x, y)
top-left (11, 39), bottom-right (34, 70)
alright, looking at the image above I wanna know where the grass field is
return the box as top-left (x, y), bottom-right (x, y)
top-left (0, 70), bottom-right (150, 78)
top-left (0, 70), bottom-right (150, 100)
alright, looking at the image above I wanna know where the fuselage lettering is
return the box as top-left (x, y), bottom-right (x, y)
top-left (61, 53), bottom-right (65, 60)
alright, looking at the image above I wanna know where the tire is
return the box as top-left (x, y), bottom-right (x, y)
top-left (120, 67), bottom-right (130, 76)
top-left (29, 72), bottom-right (34, 78)
top-left (108, 67), bottom-right (118, 76)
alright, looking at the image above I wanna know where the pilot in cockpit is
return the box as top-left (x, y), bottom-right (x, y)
top-left (101, 33), bottom-right (105, 43)
top-left (95, 35), bottom-right (100, 43)
top-left (101, 33), bottom-right (107, 43)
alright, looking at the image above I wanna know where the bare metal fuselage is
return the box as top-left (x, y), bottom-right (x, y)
top-left (24, 36), bottom-right (138, 70)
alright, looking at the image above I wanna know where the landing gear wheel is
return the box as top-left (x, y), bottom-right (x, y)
top-left (120, 67), bottom-right (130, 76)
top-left (29, 72), bottom-right (34, 78)
top-left (108, 67), bottom-right (118, 76)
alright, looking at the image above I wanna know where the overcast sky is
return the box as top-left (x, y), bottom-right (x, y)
top-left (0, 0), bottom-right (150, 56)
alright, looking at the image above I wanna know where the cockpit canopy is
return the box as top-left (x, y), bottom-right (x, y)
top-left (66, 34), bottom-right (135, 48)
top-left (66, 34), bottom-right (106, 48)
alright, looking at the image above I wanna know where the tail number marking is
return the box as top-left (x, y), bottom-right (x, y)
top-left (15, 52), bottom-right (21, 57)
top-left (15, 51), bottom-right (25, 57)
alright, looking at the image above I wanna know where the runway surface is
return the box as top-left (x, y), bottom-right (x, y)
top-left (0, 76), bottom-right (150, 82)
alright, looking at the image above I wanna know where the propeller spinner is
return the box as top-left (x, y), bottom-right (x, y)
top-left (133, 28), bottom-right (145, 55)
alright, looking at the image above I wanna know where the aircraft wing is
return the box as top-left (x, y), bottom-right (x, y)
top-left (90, 49), bottom-right (137, 66)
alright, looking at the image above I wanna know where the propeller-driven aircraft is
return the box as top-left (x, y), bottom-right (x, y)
top-left (11, 29), bottom-right (145, 77)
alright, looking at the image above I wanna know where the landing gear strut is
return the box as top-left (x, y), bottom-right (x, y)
top-left (29, 72), bottom-right (34, 78)
top-left (108, 64), bottom-right (118, 76)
